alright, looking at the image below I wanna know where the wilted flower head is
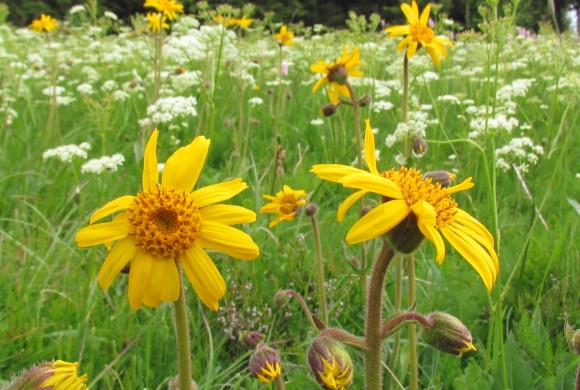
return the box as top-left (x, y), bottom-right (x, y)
top-left (308, 336), bottom-right (353, 389)
top-left (385, 1), bottom-right (453, 66)
top-left (29, 14), bottom-right (59, 33)
top-left (422, 312), bottom-right (477, 355)
top-left (249, 343), bottom-right (282, 383)
top-left (310, 45), bottom-right (363, 103)
top-left (260, 185), bottom-right (308, 227)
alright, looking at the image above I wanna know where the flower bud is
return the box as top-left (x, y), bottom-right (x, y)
top-left (249, 343), bottom-right (282, 383)
top-left (321, 103), bottom-right (338, 117)
top-left (422, 170), bottom-right (456, 188)
top-left (168, 376), bottom-right (198, 390)
top-left (422, 312), bottom-right (477, 355)
top-left (305, 202), bottom-right (318, 217)
top-left (273, 290), bottom-right (290, 307)
top-left (412, 135), bottom-right (428, 156)
top-left (307, 336), bottom-right (354, 389)
top-left (565, 316), bottom-right (580, 355)
top-left (240, 330), bottom-right (266, 348)
top-left (4, 360), bottom-right (88, 390)
top-left (328, 65), bottom-right (349, 85)
top-left (357, 95), bottom-right (371, 107)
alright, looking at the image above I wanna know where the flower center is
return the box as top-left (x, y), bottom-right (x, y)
top-left (382, 167), bottom-right (457, 227)
top-left (410, 22), bottom-right (435, 44)
top-left (328, 64), bottom-right (349, 85)
top-left (128, 186), bottom-right (201, 257)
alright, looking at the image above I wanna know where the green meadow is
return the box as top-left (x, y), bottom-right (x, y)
top-left (0, 2), bottom-right (579, 389)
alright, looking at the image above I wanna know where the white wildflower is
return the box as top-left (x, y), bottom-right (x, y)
top-left (248, 97), bottom-right (264, 106)
top-left (81, 153), bottom-right (125, 174)
top-left (43, 142), bottom-right (91, 163)
top-left (142, 96), bottom-right (198, 125)
top-left (310, 119), bottom-right (324, 126)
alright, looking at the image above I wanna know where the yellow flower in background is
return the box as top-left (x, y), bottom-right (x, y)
top-left (41, 360), bottom-right (88, 390)
top-left (385, 0), bottom-right (453, 67)
top-left (76, 130), bottom-right (259, 311)
top-left (29, 14), bottom-right (59, 33)
top-left (146, 12), bottom-right (169, 33)
top-left (310, 45), bottom-right (363, 103)
top-left (311, 119), bottom-right (498, 291)
top-left (231, 16), bottom-right (253, 29)
top-left (144, 0), bottom-right (184, 21)
top-left (260, 185), bottom-right (308, 227)
top-left (274, 25), bottom-right (295, 46)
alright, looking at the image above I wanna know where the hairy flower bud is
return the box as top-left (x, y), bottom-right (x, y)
top-left (240, 331), bottom-right (266, 348)
top-left (308, 336), bottom-right (354, 389)
top-left (321, 103), bottom-right (338, 117)
top-left (412, 135), bottom-right (428, 156)
top-left (422, 312), bottom-right (477, 355)
top-left (4, 360), bottom-right (88, 390)
top-left (422, 170), bottom-right (456, 188)
top-left (273, 290), bottom-right (290, 307)
top-left (249, 343), bottom-right (282, 383)
top-left (357, 95), bottom-right (372, 107)
top-left (565, 316), bottom-right (580, 355)
top-left (328, 65), bottom-right (349, 85)
top-left (305, 202), bottom-right (318, 217)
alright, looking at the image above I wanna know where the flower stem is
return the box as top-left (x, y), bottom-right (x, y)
top-left (152, 30), bottom-right (163, 104)
top-left (365, 241), bottom-right (395, 390)
top-left (401, 55), bottom-right (410, 159)
top-left (575, 364), bottom-right (580, 390)
top-left (385, 256), bottom-right (402, 390)
top-left (273, 374), bottom-right (286, 390)
top-left (319, 328), bottom-right (367, 350)
top-left (173, 263), bottom-right (193, 390)
top-left (310, 213), bottom-right (329, 325)
top-left (407, 254), bottom-right (418, 390)
top-left (284, 289), bottom-right (319, 330)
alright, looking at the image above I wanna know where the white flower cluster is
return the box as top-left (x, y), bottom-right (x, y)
top-left (43, 142), bottom-right (91, 163)
top-left (372, 100), bottom-right (394, 113)
top-left (139, 96), bottom-right (198, 127)
top-left (495, 137), bottom-right (544, 173)
top-left (468, 113), bottom-right (519, 139)
top-left (248, 97), bottom-right (263, 106)
top-left (81, 154), bottom-right (125, 174)
top-left (496, 78), bottom-right (536, 101)
top-left (385, 111), bottom-right (428, 147)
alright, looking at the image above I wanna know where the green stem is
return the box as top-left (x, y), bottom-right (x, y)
top-left (407, 254), bottom-right (418, 390)
top-left (319, 327), bottom-right (367, 350)
top-left (310, 213), bottom-right (328, 325)
top-left (401, 55), bottom-right (410, 159)
top-left (284, 289), bottom-right (319, 330)
top-left (173, 263), bottom-right (193, 390)
top-left (365, 241), bottom-right (395, 390)
top-left (152, 29), bottom-right (163, 104)
top-left (273, 374), bottom-right (286, 390)
top-left (385, 256), bottom-right (402, 390)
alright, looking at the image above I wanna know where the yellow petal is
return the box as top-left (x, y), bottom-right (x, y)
top-left (337, 190), bottom-right (368, 222)
top-left (397, 36), bottom-right (412, 53)
top-left (454, 209), bottom-right (494, 246)
top-left (440, 226), bottom-right (496, 291)
top-left (385, 25), bottom-right (410, 37)
top-left (128, 251), bottom-right (154, 311)
top-left (161, 136), bottom-right (210, 192)
top-left (75, 213), bottom-right (130, 247)
top-left (311, 164), bottom-right (365, 183)
top-left (340, 172), bottom-right (404, 199)
top-left (407, 40), bottom-right (419, 58)
top-left (346, 200), bottom-right (410, 244)
top-left (425, 45), bottom-right (441, 67)
top-left (98, 237), bottom-right (137, 290)
top-left (447, 177), bottom-right (474, 194)
top-left (143, 257), bottom-right (179, 307)
top-left (198, 220), bottom-right (259, 260)
top-left (199, 204), bottom-right (256, 225)
top-left (142, 129), bottom-right (159, 190)
top-left (401, 2), bottom-right (418, 23)
top-left (420, 3), bottom-right (432, 24)
top-left (310, 61), bottom-right (330, 74)
top-left (191, 178), bottom-right (249, 208)
top-left (452, 216), bottom-right (499, 273)
top-left (363, 119), bottom-right (379, 175)
top-left (180, 244), bottom-right (226, 311)
top-left (89, 195), bottom-right (135, 224)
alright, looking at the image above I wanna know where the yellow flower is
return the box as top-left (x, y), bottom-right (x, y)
top-left (260, 185), bottom-right (308, 227)
top-left (310, 45), bottom-right (363, 104)
top-left (144, 0), bottom-right (184, 21)
top-left (317, 357), bottom-right (353, 390)
top-left (249, 344), bottom-right (282, 383)
top-left (274, 25), bottom-right (294, 46)
top-left (75, 130), bottom-right (259, 311)
top-left (41, 360), bottom-right (88, 390)
top-left (231, 16), bottom-right (253, 29)
top-left (311, 119), bottom-right (499, 291)
top-left (385, 0), bottom-right (453, 66)
top-left (29, 14), bottom-right (59, 33)
top-left (146, 12), bottom-right (169, 33)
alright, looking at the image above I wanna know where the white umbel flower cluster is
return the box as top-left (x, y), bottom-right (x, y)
top-left (81, 154), bottom-right (125, 174)
top-left (385, 111), bottom-right (428, 147)
top-left (495, 137), bottom-right (544, 173)
top-left (43, 143), bottom-right (91, 163)
top-left (139, 96), bottom-right (198, 127)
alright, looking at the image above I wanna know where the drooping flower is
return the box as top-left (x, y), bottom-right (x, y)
top-left (311, 119), bottom-right (499, 291)
top-left (144, 0), bottom-right (184, 21)
top-left (310, 45), bottom-right (363, 104)
top-left (6, 360), bottom-right (88, 390)
top-left (249, 343), bottom-right (282, 383)
top-left (274, 25), bottom-right (295, 46)
top-left (385, 1), bottom-right (453, 67)
top-left (308, 337), bottom-right (354, 390)
top-left (260, 185), bottom-right (308, 227)
top-left (29, 14), bottom-right (59, 33)
top-left (75, 130), bottom-right (259, 311)
top-left (146, 12), bottom-right (169, 33)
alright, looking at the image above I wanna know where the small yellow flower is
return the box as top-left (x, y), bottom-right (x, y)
top-left (231, 16), bottom-right (253, 29)
top-left (385, 0), bottom-right (453, 66)
top-left (29, 14), bottom-right (59, 33)
top-left (260, 185), bottom-right (308, 227)
top-left (311, 119), bottom-right (499, 291)
top-left (274, 25), bottom-right (295, 46)
top-left (310, 45), bottom-right (363, 104)
top-left (144, 0), bottom-right (184, 21)
top-left (318, 357), bottom-right (353, 390)
top-left (308, 337), bottom-right (353, 390)
top-left (41, 360), bottom-right (88, 390)
top-left (146, 12), bottom-right (169, 33)
top-left (249, 344), bottom-right (282, 383)
top-left (75, 130), bottom-right (259, 311)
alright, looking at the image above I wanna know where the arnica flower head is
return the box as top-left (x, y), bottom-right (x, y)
top-left (275, 25), bottom-right (295, 46)
top-left (310, 45), bottom-right (363, 104)
top-left (75, 129), bottom-right (259, 311)
top-left (144, 0), bottom-right (184, 21)
top-left (385, 1), bottom-right (453, 67)
top-left (29, 14), bottom-right (59, 33)
top-left (422, 312), bottom-right (478, 355)
top-left (6, 360), bottom-right (88, 390)
top-left (308, 336), bottom-right (354, 390)
top-left (146, 12), bottom-right (170, 33)
top-left (249, 343), bottom-right (282, 383)
top-left (231, 16), bottom-right (253, 29)
top-left (260, 185), bottom-right (308, 227)
top-left (311, 119), bottom-right (499, 291)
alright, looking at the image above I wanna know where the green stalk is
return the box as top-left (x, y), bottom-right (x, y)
top-left (385, 256), bottom-right (402, 390)
top-left (273, 374), bottom-right (286, 390)
top-left (407, 254), bottom-right (418, 390)
top-left (365, 241), bottom-right (395, 390)
top-left (310, 213), bottom-right (328, 325)
top-left (173, 263), bottom-right (193, 390)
